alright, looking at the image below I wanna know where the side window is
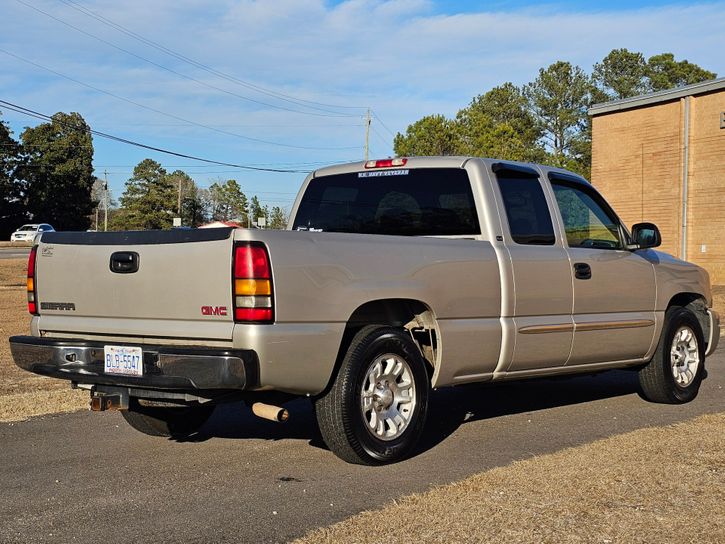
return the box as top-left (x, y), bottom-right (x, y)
top-left (551, 182), bottom-right (622, 249)
top-left (495, 174), bottom-right (555, 245)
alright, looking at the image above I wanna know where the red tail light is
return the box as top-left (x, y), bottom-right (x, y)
top-left (27, 246), bottom-right (38, 315)
top-left (233, 243), bottom-right (273, 323)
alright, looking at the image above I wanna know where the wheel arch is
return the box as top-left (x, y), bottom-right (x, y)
top-left (323, 298), bottom-right (440, 394)
top-left (666, 292), bottom-right (710, 348)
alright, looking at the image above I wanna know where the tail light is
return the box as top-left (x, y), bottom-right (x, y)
top-left (27, 245), bottom-right (38, 315)
top-left (233, 242), bottom-right (273, 323)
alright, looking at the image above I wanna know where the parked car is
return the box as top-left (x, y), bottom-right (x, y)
top-left (10, 223), bottom-right (55, 244)
top-left (9, 157), bottom-right (720, 464)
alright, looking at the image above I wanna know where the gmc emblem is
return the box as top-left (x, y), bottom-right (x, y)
top-left (201, 305), bottom-right (228, 316)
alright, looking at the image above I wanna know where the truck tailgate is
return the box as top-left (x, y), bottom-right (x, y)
top-left (34, 229), bottom-right (235, 342)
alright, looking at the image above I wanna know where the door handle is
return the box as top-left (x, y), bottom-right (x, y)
top-left (110, 251), bottom-right (140, 274)
top-left (573, 262), bottom-right (591, 280)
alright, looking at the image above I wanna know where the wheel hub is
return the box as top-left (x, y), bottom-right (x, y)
top-left (670, 326), bottom-right (700, 387)
top-left (360, 353), bottom-right (416, 441)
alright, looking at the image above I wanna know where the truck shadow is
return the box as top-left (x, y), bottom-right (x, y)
top-left (188, 370), bottom-right (642, 454)
top-left (415, 369), bottom-right (641, 456)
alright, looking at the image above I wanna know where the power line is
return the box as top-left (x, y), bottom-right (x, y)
top-left (59, 0), bottom-right (368, 114)
top-left (371, 110), bottom-right (397, 138)
top-left (0, 48), bottom-right (361, 151)
top-left (16, 0), bottom-right (360, 119)
top-left (371, 125), bottom-right (392, 153)
top-left (0, 99), bottom-right (314, 173)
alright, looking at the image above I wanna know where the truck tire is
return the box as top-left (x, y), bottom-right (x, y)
top-left (639, 306), bottom-right (705, 404)
top-left (121, 398), bottom-right (214, 438)
top-left (315, 325), bottom-right (429, 465)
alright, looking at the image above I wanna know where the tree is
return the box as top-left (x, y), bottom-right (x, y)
top-left (113, 159), bottom-right (176, 230)
top-left (249, 196), bottom-right (264, 226)
top-left (593, 48), bottom-right (649, 100)
top-left (180, 180), bottom-right (208, 227)
top-left (20, 112), bottom-right (95, 230)
top-left (268, 206), bottom-right (287, 229)
top-left (0, 113), bottom-right (25, 237)
top-left (393, 115), bottom-right (460, 156)
top-left (524, 61), bottom-right (592, 172)
top-left (646, 53), bottom-right (716, 92)
top-left (456, 83), bottom-right (544, 162)
top-left (208, 179), bottom-right (248, 223)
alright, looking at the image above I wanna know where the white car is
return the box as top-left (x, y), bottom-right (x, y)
top-left (10, 224), bottom-right (55, 244)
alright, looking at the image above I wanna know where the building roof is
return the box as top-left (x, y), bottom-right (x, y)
top-left (589, 77), bottom-right (725, 116)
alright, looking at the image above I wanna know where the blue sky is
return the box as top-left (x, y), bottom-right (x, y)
top-left (1, 0), bottom-right (723, 213)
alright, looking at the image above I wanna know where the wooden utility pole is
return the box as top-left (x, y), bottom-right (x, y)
top-left (364, 108), bottom-right (371, 161)
top-left (177, 175), bottom-right (183, 225)
top-left (103, 170), bottom-right (109, 232)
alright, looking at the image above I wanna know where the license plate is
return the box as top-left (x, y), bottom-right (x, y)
top-left (104, 345), bottom-right (143, 377)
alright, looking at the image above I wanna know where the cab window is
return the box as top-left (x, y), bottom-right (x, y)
top-left (495, 173), bottom-right (555, 245)
top-left (551, 182), bottom-right (622, 249)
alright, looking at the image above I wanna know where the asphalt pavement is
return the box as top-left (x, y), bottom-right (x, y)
top-left (0, 246), bottom-right (30, 260)
top-left (1, 349), bottom-right (723, 544)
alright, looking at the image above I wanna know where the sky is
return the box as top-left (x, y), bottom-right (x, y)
top-left (1, 0), bottom-right (723, 213)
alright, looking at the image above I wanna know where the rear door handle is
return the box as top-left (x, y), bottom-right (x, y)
top-left (573, 262), bottom-right (591, 280)
top-left (110, 251), bottom-right (140, 274)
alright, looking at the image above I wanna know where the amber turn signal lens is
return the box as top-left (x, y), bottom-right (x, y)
top-left (235, 279), bottom-right (271, 296)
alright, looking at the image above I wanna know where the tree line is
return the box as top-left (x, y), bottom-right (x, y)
top-left (0, 111), bottom-right (288, 237)
top-left (110, 159), bottom-right (287, 230)
top-left (393, 50), bottom-right (716, 177)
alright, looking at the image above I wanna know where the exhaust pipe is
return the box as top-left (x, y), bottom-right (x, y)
top-left (251, 402), bottom-right (289, 422)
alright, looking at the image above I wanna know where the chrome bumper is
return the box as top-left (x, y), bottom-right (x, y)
top-left (706, 309), bottom-right (720, 357)
top-left (9, 336), bottom-right (257, 390)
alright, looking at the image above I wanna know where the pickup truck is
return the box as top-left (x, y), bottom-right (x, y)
top-left (10, 156), bottom-right (720, 465)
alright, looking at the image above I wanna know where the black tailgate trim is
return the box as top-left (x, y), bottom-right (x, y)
top-left (41, 228), bottom-right (234, 245)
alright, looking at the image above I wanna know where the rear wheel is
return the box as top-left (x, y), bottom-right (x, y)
top-left (639, 306), bottom-right (705, 404)
top-left (315, 325), bottom-right (429, 465)
top-left (121, 398), bottom-right (215, 438)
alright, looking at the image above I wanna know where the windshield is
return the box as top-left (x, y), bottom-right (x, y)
top-left (18, 225), bottom-right (36, 232)
top-left (292, 168), bottom-right (480, 236)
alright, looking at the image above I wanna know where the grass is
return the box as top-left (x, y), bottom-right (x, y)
top-left (294, 412), bottom-right (725, 544)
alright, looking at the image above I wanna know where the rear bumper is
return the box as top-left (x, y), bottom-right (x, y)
top-left (9, 336), bottom-right (258, 391)
top-left (706, 309), bottom-right (720, 357)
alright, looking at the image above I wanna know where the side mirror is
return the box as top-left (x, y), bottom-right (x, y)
top-left (631, 222), bottom-right (661, 249)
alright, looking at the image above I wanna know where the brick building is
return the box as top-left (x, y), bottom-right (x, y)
top-left (589, 78), bottom-right (725, 285)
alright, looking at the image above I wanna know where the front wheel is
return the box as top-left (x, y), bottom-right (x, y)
top-left (639, 306), bottom-right (706, 404)
top-left (315, 326), bottom-right (430, 465)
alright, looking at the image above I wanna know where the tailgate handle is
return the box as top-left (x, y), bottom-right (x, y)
top-left (110, 252), bottom-right (140, 274)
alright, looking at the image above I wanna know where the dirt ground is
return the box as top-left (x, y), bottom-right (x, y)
top-left (295, 412), bottom-right (725, 544)
top-left (0, 259), bottom-right (86, 420)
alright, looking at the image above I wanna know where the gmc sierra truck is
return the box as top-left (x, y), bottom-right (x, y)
top-left (10, 157), bottom-right (720, 465)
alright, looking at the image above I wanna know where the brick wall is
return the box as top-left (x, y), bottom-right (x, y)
top-left (591, 90), bottom-right (725, 285)
top-left (687, 91), bottom-right (725, 284)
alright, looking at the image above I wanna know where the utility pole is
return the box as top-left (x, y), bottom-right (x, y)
top-left (364, 108), bottom-right (371, 161)
top-left (103, 170), bottom-right (109, 232)
top-left (177, 174), bottom-right (183, 220)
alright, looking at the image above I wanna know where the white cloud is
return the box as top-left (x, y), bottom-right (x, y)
top-left (1, 0), bottom-right (723, 203)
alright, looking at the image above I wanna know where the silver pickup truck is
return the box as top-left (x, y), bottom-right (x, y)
top-left (10, 157), bottom-right (720, 464)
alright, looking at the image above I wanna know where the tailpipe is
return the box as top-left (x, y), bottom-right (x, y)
top-left (251, 402), bottom-right (289, 423)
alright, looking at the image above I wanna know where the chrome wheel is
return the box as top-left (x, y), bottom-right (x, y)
top-left (670, 326), bottom-right (700, 387)
top-left (360, 353), bottom-right (416, 441)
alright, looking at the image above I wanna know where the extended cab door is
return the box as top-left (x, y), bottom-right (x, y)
top-left (547, 172), bottom-right (656, 364)
top-left (491, 164), bottom-right (574, 372)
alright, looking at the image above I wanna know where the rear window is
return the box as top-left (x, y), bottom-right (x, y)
top-left (292, 168), bottom-right (480, 236)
